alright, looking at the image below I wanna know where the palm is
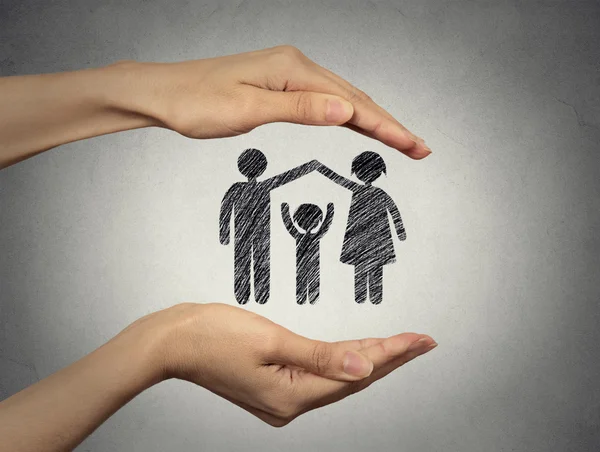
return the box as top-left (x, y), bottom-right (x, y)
top-left (231, 333), bottom-right (433, 426)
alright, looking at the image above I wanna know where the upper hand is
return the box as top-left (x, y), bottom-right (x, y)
top-left (110, 46), bottom-right (431, 159)
top-left (138, 303), bottom-right (436, 427)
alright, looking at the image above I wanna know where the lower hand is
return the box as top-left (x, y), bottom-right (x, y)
top-left (135, 303), bottom-right (436, 427)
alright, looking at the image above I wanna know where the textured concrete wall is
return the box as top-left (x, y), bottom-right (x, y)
top-left (1, 1), bottom-right (599, 451)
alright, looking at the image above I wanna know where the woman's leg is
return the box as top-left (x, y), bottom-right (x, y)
top-left (369, 266), bottom-right (383, 305)
top-left (354, 265), bottom-right (368, 304)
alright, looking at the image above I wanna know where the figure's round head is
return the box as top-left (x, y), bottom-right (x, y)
top-left (351, 151), bottom-right (387, 183)
top-left (294, 204), bottom-right (323, 231)
top-left (238, 148), bottom-right (267, 179)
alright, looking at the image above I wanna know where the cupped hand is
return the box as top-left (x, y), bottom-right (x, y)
top-left (110, 46), bottom-right (431, 159)
top-left (134, 303), bottom-right (436, 427)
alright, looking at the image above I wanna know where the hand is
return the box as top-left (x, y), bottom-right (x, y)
top-left (399, 230), bottom-right (407, 241)
top-left (109, 46), bottom-right (431, 159)
top-left (219, 229), bottom-right (230, 246)
top-left (0, 302), bottom-right (435, 451)
top-left (281, 202), bottom-right (290, 214)
top-left (307, 159), bottom-right (320, 171)
top-left (314, 160), bottom-right (330, 175)
top-left (140, 303), bottom-right (436, 427)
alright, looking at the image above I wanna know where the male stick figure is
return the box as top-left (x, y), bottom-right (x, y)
top-left (281, 202), bottom-right (334, 305)
top-left (220, 148), bottom-right (318, 304)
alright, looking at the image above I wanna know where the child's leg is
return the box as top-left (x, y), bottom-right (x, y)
top-left (308, 261), bottom-right (320, 305)
top-left (296, 264), bottom-right (308, 305)
top-left (369, 266), bottom-right (383, 305)
top-left (354, 264), bottom-right (368, 304)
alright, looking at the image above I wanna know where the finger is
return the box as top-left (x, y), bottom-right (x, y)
top-left (307, 60), bottom-right (431, 150)
top-left (295, 66), bottom-right (431, 158)
top-left (360, 333), bottom-right (434, 368)
top-left (294, 337), bottom-right (438, 415)
top-left (331, 337), bottom-right (385, 351)
top-left (250, 89), bottom-right (354, 127)
top-left (270, 331), bottom-right (375, 381)
top-left (343, 123), bottom-right (429, 160)
top-left (366, 340), bottom-right (438, 386)
top-left (331, 335), bottom-right (420, 352)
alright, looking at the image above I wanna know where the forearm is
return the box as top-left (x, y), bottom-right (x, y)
top-left (0, 63), bottom-right (159, 168)
top-left (395, 216), bottom-right (405, 233)
top-left (316, 164), bottom-right (356, 190)
top-left (0, 320), bottom-right (164, 452)
top-left (390, 209), bottom-right (405, 234)
top-left (393, 214), bottom-right (406, 239)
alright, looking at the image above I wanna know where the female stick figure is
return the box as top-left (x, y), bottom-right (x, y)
top-left (281, 202), bottom-right (334, 305)
top-left (316, 152), bottom-right (406, 304)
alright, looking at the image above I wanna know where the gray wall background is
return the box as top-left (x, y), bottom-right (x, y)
top-left (1, 0), bottom-right (599, 451)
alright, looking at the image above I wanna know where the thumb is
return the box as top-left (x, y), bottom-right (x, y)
top-left (272, 331), bottom-right (374, 381)
top-left (255, 90), bottom-right (354, 126)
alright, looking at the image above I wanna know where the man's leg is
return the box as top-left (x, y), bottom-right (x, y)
top-left (369, 266), bottom-right (383, 305)
top-left (253, 235), bottom-right (270, 304)
top-left (233, 237), bottom-right (251, 305)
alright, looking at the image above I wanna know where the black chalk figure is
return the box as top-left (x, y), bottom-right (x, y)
top-left (220, 148), bottom-right (318, 305)
top-left (281, 202), bottom-right (334, 305)
top-left (316, 152), bottom-right (406, 304)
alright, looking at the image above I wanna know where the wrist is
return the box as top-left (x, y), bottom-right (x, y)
top-left (123, 303), bottom-right (210, 383)
top-left (98, 60), bottom-right (165, 128)
top-left (111, 312), bottom-right (173, 389)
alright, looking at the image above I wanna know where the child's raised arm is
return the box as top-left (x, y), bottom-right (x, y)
top-left (316, 203), bottom-right (335, 239)
top-left (281, 203), bottom-right (300, 239)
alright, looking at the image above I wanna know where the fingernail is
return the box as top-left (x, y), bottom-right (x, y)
top-left (396, 123), bottom-right (420, 142)
top-left (326, 99), bottom-right (353, 123)
top-left (343, 351), bottom-right (373, 378)
top-left (421, 342), bottom-right (438, 355)
top-left (406, 337), bottom-right (431, 352)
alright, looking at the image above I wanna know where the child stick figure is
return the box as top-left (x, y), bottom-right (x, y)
top-left (281, 203), bottom-right (334, 305)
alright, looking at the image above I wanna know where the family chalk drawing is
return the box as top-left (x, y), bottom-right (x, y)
top-left (219, 148), bottom-right (406, 305)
